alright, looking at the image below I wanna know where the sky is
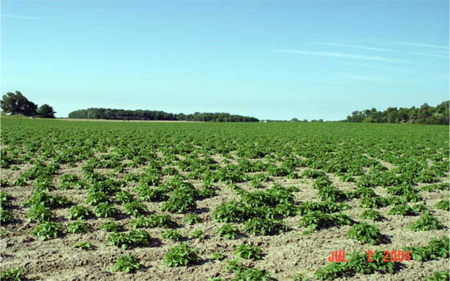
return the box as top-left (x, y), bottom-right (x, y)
top-left (1, 0), bottom-right (449, 120)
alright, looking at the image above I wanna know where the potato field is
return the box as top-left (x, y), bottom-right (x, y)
top-left (0, 119), bottom-right (449, 281)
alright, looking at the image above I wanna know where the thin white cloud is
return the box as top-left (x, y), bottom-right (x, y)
top-left (410, 52), bottom-right (450, 59)
top-left (310, 42), bottom-right (391, 52)
top-left (1, 14), bottom-right (40, 20)
top-left (345, 74), bottom-right (386, 81)
top-left (1, 14), bottom-right (64, 22)
top-left (345, 62), bottom-right (416, 72)
top-left (392, 42), bottom-right (449, 50)
top-left (272, 50), bottom-right (403, 63)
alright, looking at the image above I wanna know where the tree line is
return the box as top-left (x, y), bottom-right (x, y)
top-left (0, 91), bottom-right (56, 118)
top-left (345, 101), bottom-right (449, 125)
top-left (68, 108), bottom-right (259, 122)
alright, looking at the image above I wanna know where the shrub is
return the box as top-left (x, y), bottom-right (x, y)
top-left (217, 224), bottom-right (239, 239)
top-left (164, 243), bottom-right (199, 267)
top-left (235, 244), bottom-right (263, 260)
top-left (347, 223), bottom-right (382, 245)
top-left (31, 222), bottom-right (63, 240)
top-left (112, 254), bottom-right (141, 273)
top-left (408, 214), bottom-right (444, 231)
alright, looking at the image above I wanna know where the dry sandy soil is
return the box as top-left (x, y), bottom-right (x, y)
top-left (0, 155), bottom-right (449, 281)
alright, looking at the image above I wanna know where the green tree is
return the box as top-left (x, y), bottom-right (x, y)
top-left (37, 104), bottom-right (56, 118)
top-left (1, 91), bottom-right (38, 116)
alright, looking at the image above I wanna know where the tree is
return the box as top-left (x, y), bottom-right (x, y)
top-left (1, 91), bottom-right (38, 116)
top-left (37, 104), bottom-right (56, 118)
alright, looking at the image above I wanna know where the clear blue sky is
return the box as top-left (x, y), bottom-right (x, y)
top-left (1, 0), bottom-right (449, 120)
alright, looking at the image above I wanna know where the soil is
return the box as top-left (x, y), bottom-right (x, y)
top-left (0, 155), bottom-right (449, 281)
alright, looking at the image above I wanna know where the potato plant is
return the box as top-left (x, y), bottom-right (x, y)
top-left (1, 119), bottom-right (448, 281)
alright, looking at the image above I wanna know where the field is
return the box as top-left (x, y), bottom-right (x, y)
top-left (0, 119), bottom-right (449, 281)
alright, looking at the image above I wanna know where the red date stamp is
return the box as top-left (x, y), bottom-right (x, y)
top-left (328, 250), bottom-right (411, 262)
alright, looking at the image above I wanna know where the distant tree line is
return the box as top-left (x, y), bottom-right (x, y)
top-left (68, 108), bottom-right (259, 122)
top-left (345, 101), bottom-right (449, 125)
top-left (1, 91), bottom-right (56, 118)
